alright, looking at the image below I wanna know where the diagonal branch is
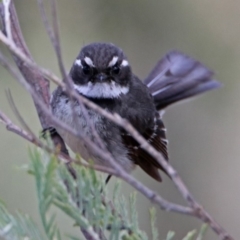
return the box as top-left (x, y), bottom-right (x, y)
top-left (0, 108), bottom-right (115, 177)
top-left (37, 0), bottom-right (67, 80)
top-left (0, 0), bottom-right (69, 158)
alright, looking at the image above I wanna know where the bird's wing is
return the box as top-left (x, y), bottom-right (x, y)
top-left (121, 112), bottom-right (168, 182)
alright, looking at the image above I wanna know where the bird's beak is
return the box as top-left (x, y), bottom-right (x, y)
top-left (95, 73), bottom-right (108, 82)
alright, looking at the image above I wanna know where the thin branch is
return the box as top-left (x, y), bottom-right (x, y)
top-left (0, 50), bottom-right (116, 176)
top-left (49, 0), bottom-right (67, 79)
top-left (0, 109), bottom-right (114, 174)
top-left (0, 49), bottom-right (115, 170)
top-left (36, 0), bottom-right (56, 52)
top-left (80, 228), bottom-right (101, 240)
top-left (37, 0), bottom-right (68, 83)
top-left (0, 0), bottom-right (69, 157)
top-left (0, 110), bottom-right (34, 143)
top-left (6, 89), bottom-right (35, 136)
top-left (0, 1), bottom-right (50, 128)
top-left (3, 0), bottom-right (12, 41)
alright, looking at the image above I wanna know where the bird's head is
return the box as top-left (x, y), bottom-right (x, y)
top-left (70, 42), bottom-right (132, 99)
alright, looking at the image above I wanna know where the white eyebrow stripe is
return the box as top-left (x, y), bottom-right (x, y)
top-left (108, 56), bottom-right (118, 67)
top-left (121, 59), bottom-right (129, 67)
top-left (75, 59), bottom-right (82, 67)
top-left (84, 57), bottom-right (95, 67)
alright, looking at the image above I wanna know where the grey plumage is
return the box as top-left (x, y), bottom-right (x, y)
top-left (50, 43), bottom-right (220, 182)
top-left (51, 87), bottom-right (135, 173)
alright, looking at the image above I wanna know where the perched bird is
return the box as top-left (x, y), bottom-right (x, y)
top-left (50, 42), bottom-right (220, 182)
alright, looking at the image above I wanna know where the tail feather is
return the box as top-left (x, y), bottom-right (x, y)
top-left (144, 51), bottom-right (221, 110)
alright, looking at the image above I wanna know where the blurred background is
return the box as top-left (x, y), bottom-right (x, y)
top-left (0, 0), bottom-right (239, 239)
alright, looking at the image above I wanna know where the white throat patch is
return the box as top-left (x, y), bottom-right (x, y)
top-left (74, 81), bottom-right (129, 98)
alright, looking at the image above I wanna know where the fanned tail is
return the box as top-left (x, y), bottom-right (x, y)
top-left (144, 51), bottom-right (221, 110)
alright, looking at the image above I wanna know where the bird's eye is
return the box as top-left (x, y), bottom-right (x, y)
top-left (82, 64), bottom-right (92, 76)
top-left (111, 65), bottom-right (120, 75)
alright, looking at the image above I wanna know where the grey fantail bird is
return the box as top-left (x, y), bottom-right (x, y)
top-left (50, 42), bottom-right (220, 182)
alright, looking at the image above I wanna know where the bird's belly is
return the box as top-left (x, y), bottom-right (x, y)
top-left (58, 128), bottom-right (91, 159)
top-left (52, 99), bottom-right (135, 172)
top-left (57, 126), bottom-right (135, 172)
top-left (54, 103), bottom-right (102, 161)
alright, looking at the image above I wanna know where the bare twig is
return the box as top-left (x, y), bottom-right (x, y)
top-left (0, 2), bottom-right (50, 111)
top-left (0, 110), bottom-right (34, 143)
top-left (0, 109), bottom-right (115, 174)
top-left (3, 0), bottom-right (12, 41)
top-left (36, 0), bottom-right (55, 53)
top-left (49, 0), bottom-right (67, 79)
top-left (6, 89), bottom-right (35, 136)
top-left (0, 49), bottom-right (114, 170)
top-left (36, 0), bottom-right (68, 82)
top-left (0, 0), bottom-right (69, 159)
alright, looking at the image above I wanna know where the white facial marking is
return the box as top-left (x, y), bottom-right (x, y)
top-left (108, 56), bottom-right (118, 67)
top-left (121, 59), bottom-right (129, 67)
top-left (75, 59), bottom-right (82, 67)
top-left (84, 57), bottom-right (95, 67)
top-left (74, 81), bottom-right (129, 98)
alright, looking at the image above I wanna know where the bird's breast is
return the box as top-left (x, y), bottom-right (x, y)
top-left (52, 97), bottom-right (104, 157)
top-left (51, 95), bottom-right (135, 172)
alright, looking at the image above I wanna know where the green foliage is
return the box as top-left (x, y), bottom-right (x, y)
top-left (149, 208), bottom-right (158, 240)
top-left (165, 231), bottom-right (175, 240)
top-left (0, 202), bottom-right (44, 240)
top-left (0, 148), bottom-right (208, 240)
